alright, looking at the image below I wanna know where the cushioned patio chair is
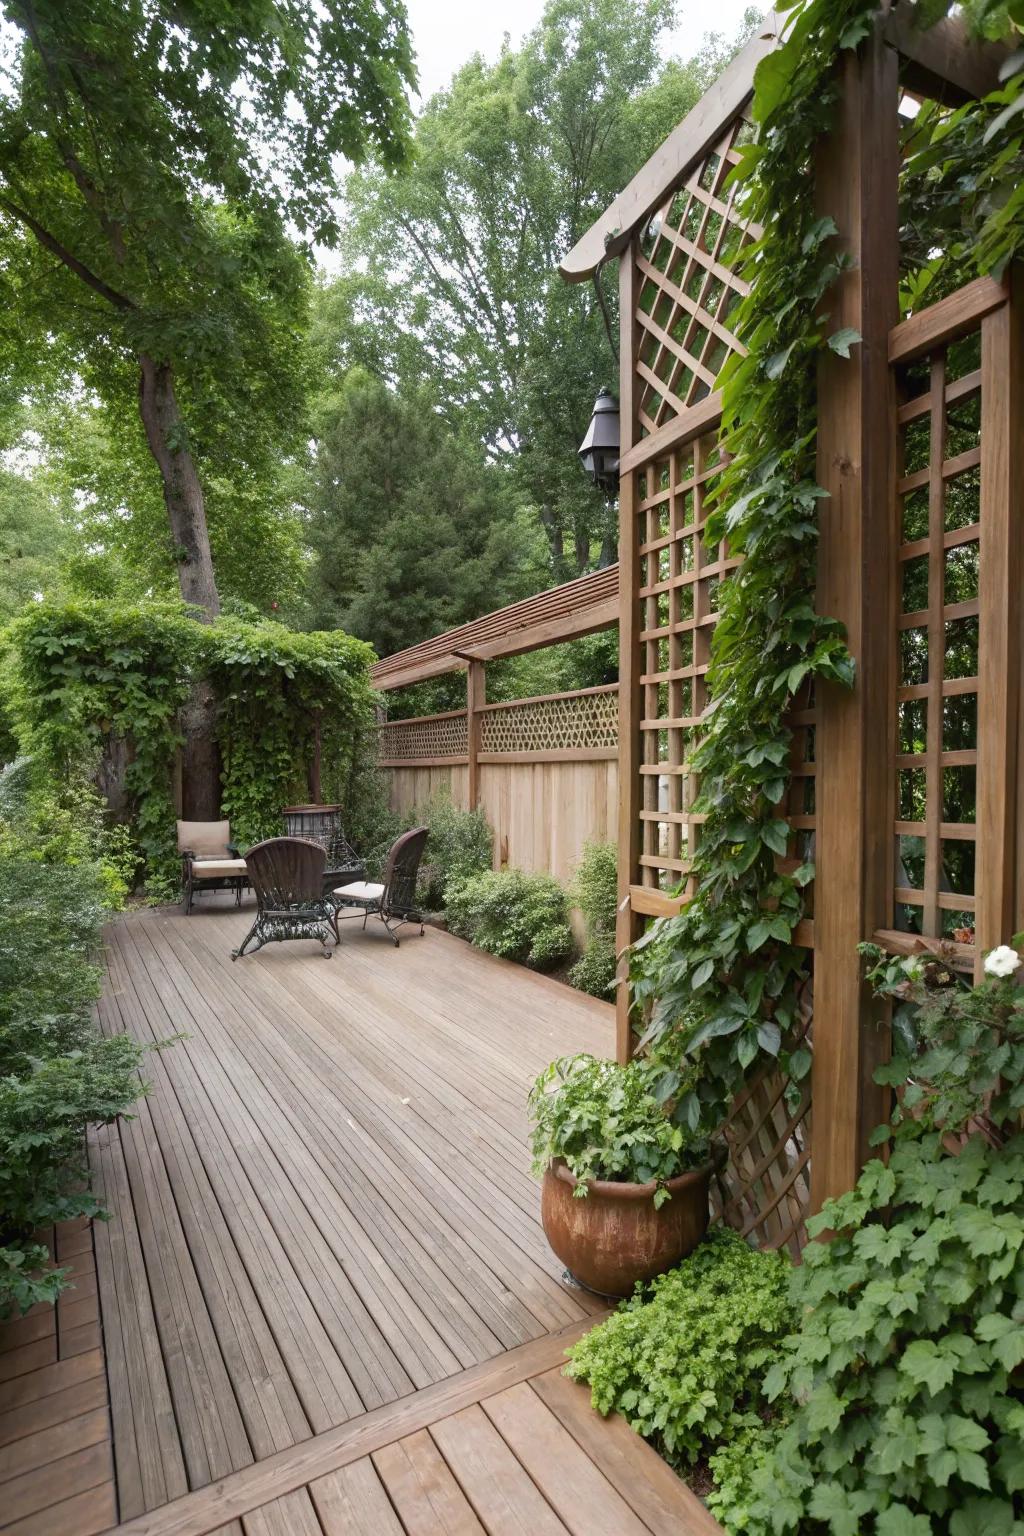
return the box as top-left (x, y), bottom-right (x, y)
top-left (177, 819), bottom-right (248, 916)
top-left (331, 826), bottom-right (429, 947)
top-left (232, 836), bottom-right (336, 960)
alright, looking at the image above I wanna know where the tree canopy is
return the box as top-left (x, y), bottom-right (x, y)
top-left (313, 0), bottom-right (761, 581)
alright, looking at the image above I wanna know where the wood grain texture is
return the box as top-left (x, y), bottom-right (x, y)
top-left (812, 27), bottom-right (900, 1210)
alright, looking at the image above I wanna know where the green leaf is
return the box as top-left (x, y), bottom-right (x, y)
top-left (827, 327), bottom-right (862, 358)
top-left (900, 1340), bottom-right (956, 1397)
top-left (877, 1506), bottom-right (933, 1536)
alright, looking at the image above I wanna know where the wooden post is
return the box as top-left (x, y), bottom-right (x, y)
top-left (466, 660), bottom-right (485, 811)
top-left (615, 243), bottom-right (642, 1065)
top-left (977, 268), bottom-right (1024, 961)
top-left (812, 29), bottom-right (900, 1211)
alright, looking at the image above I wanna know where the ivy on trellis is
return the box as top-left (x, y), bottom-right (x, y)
top-left (630, 0), bottom-right (1024, 1130)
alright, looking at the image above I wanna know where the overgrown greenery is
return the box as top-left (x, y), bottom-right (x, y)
top-left (568, 840), bottom-right (618, 997)
top-left (723, 946), bottom-right (1024, 1535)
top-left (4, 600), bottom-right (376, 890)
top-left (565, 1227), bottom-right (793, 1468)
top-left (528, 1052), bottom-right (707, 1201)
top-left (447, 866), bottom-right (573, 970)
top-left (0, 757), bottom-right (144, 1317)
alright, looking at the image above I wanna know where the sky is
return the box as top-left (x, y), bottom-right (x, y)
top-left (403, 0), bottom-right (764, 105)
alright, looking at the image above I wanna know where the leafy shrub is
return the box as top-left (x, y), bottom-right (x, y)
top-left (569, 840), bottom-right (618, 997)
top-left (566, 1228), bottom-right (794, 1467)
top-left (0, 787), bottom-right (144, 1317)
top-left (528, 1052), bottom-right (707, 1199)
top-left (410, 790), bottom-right (493, 908)
top-left (568, 938), bottom-right (617, 998)
top-left (736, 944), bottom-right (1024, 1535)
top-left (447, 866), bottom-right (571, 968)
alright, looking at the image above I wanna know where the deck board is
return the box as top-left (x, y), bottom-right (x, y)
top-left (0, 899), bottom-right (719, 1536)
top-left (98, 902), bottom-right (611, 1525)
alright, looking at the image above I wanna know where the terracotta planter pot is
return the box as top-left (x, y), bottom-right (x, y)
top-left (541, 1156), bottom-right (718, 1298)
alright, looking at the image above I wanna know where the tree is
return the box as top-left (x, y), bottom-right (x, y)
top-left (305, 367), bottom-right (547, 656)
top-left (318, 0), bottom-right (761, 579)
top-left (0, 1), bottom-right (415, 811)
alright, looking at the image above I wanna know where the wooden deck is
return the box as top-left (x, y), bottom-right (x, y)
top-left (0, 900), bottom-right (718, 1535)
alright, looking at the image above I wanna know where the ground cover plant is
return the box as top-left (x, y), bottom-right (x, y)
top-left (566, 1227), bottom-right (793, 1480)
top-left (0, 758), bottom-right (144, 1317)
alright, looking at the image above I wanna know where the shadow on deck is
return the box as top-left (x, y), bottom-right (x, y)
top-left (0, 899), bottom-right (718, 1535)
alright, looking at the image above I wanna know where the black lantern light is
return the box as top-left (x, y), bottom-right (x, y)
top-left (577, 387), bottom-right (620, 492)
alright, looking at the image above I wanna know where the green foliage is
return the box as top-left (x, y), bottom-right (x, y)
top-left (4, 600), bottom-right (377, 886)
top-left (528, 1052), bottom-right (707, 1200)
top-left (5, 600), bottom-right (196, 884)
top-left (321, 0), bottom-right (759, 583)
top-left (729, 953), bottom-right (1024, 1533)
top-left (630, 0), bottom-right (879, 1137)
top-left (744, 1133), bottom-right (1024, 1535)
top-left (900, 7), bottom-right (1024, 305)
top-left (565, 1228), bottom-right (794, 1460)
top-left (861, 943), bottom-right (1024, 1137)
top-left (205, 618), bottom-right (377, 849)
top-left (447, 867), bottom-right (572, 970)
top-left (304, 368), bottom-right (547, 651)
top-left (568, 840), bottom-right (618, 997)
top-left (0, 1), bottom-right (415, 620)
top-left (0, 777), bottom-right (144, 1317)
top-left (406, 791), bottom-right (493, 910)
top-left (567, 939), bottom-right (617, 999)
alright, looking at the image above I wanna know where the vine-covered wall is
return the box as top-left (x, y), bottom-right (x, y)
top-left (3, 600), bottom-right (377, 890)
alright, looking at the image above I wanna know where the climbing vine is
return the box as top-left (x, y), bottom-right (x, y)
top-left (4, 601), bottom-right (376, 889)
top-left (631, 0), bottom-right (1024, 1130)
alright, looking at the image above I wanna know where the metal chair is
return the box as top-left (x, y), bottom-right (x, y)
top-left (177, 819), bottom-right (248, 915)
top-left (331, 826), bottom-right (429, 947)
top-left (232, 837), bottom-right (335, 960)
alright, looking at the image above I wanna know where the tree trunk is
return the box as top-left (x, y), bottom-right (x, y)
top-left (538, 505), bottom-right (565, 578)
top-left (138, 352), bottom-right (221, 819)
top-left (138, 354), bottom-right (221, 616)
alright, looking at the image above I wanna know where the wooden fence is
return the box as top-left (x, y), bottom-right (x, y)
top-left (377, 685), bottom-right (619, 891)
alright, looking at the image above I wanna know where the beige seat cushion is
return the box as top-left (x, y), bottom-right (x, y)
top-left (178, 819), bottom-right (232, 857)
top-left (190, 858), bottom-right (248, 879)
top-left (333, 881), bottom-right (385, 902)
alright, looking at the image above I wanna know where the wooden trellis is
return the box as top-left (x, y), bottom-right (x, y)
top-left (561, 9), bottom-right (1019, 1240)
top-left (635, 112), bottom-right (758, 436)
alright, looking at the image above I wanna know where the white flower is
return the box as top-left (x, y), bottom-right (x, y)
top-left (984, 944), bottom-right (1020, 979)
top-left (901, 956), bottom-right (924, 980)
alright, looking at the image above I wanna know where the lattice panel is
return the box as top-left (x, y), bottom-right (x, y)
top-left (893, 326), bottom-right (983, 944)
top-left (479, 688), bottom-right (618, 755)
top-left (635, 427), bottom-right (739, 892)
top-left (712, 985), bottom-right (813, 1260)
top-left (634, 112), bottom-right (759, 437)
top-left (378, 711), bottom-right (467, 761)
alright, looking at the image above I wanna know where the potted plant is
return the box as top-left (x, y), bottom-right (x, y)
top-left (528, 1053), bottom-right (722, 1298)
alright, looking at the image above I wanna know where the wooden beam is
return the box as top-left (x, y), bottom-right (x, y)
top-left (888, 274), bottom-right (1007, 364)
top-left (615, 246), bottom-right (642, 1066)
top-left (976, 270), bottom-right (1023, 969)
top-left (885, 5), bottom-right (1012, 105)
top-left (466, 599), bottom-right (618, 662)
top-left (812, 27), bottom-right (900, 1213)
top-left (617, 391), bottom-right (724, 476)
top-left (466, 660), bottom-right (485, 811)
top-left (558, 16), bottom-right (783, 283)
